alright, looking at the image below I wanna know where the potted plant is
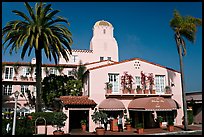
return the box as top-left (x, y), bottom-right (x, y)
top-left (136, 86), bottom-right (142, 94)
top-left (80, 119), bottom-right (87, 131)
top-left (52, 112), bottom-right (68, 135)
top-left (105, 82), bottom-right (113, 94)
top-left (165, 86), bottom-right (172, 94)
top-left (188, 98), bottom-right (195, 110)
top-left (21, 75), bottom-right (28, 81)
top-left (141, 71), bottom-right (148, 94)
top-left (156, 116), bottom-right (163, 128)
top-left (147, 73), bottom-right (155, 94)
top-left (135, 123), bottom-right (144, 134)
top-left (91, 110), bottom-right (108, 135)
top-left (167, 119), bottom-right (174, 132)
top-left (125, 118), bottom-right (132, 131)
top-left (121, 72), bottom-right (134, 94)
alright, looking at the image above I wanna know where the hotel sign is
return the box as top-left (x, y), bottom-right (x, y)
top-left (151, 98), bottom-right (165, 108)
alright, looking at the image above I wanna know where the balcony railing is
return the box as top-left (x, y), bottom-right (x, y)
top-left (105, 89), bottom-right (172, 96)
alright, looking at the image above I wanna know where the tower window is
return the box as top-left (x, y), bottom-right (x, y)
top-left (103, 29), bottom-right (106, 34)
top-left (100, 57), bottom-right (104, 61)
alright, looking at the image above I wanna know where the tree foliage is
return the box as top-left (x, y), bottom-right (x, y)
top-left (2, 2), bottom-right (73, 112)
top-left (42, 74), bottom-right (82, 111)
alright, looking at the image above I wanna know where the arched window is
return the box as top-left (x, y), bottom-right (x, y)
top-left (103, 29), bottom-right (106, 34)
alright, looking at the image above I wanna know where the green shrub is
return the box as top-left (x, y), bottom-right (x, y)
top-left (2, 119), bottom-right (13, 135)
top-left (2, 118), bottom-right (34, 135)
top-left (15, 118), bottom-right (34, 135)
top-left (31, 112), bottom-right (54, 125)
top-left (187, 110), bottom-right (193, 125)
top-left (135, 123), bottom-right (143, 129)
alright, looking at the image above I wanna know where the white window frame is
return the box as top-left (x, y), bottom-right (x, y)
top-left (3, 85), bottom-right (12, 95)
top-left (108, 73), bottom-right (119, 93)
top-left (155, 75), bottom-right (166, 94)
top-left (5, 67), bottom-right (14, 80)
top-left (68, 70), bottom-right (74, 76)
top-left (100, 57), bottom-right (104, 61)
top-left (72, 55), bottom-right (78, 63)
top-left (107, 57), bottom-right (111, 61)
top-left (22, 67), bottom-right (30, 76)
top-left (49, 68), bottom-right (58, 75)
top-left (21, 85), bottom-right (29, 93)
top-left (135, 76), bottom-right (141, 88)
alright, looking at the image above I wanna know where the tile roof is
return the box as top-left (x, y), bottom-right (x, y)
top-left (186, 92), bottom-right (202, 101)
top-left (84, 60), bottom-right (116, 66)
top-left (72, 49), bottom-right (93, 53)
top-left (88, 58), bottom-right (180, 73)
top-left (2, 62), bottom-right (77, 68)
top-left (60, 96), bottom-right (97, 106)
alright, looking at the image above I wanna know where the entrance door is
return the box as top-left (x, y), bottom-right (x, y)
top-left (69, 110), bottom-right (89, 132)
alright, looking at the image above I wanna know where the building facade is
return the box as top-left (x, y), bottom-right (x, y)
top-left (2, 20), bottom-right (184, 134)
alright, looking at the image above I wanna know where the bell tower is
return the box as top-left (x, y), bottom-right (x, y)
top-left (90, 20), bottom-right (118, 62)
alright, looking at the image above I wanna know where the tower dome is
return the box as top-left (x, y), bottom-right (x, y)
top-left (94, 20), bottom-right (112, 28)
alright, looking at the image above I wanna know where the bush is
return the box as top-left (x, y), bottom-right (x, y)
top-left (2, 119), bottom-right (13, 135)
top-left (15, 118), bottom-right (34, 135)
top-left (187, 110), bottom-right (193, 125)
top-left (2, 117), bottom-right (34, 135)
top-left (135, 123), bottom-right (143, 129)
top-left (31, 112), bottom-right (54, 125)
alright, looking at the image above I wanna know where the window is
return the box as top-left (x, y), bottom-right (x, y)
top-left (108, 73), bottom-right (119, 93)
top-left (72, 55), bottom-right (78, 63)
top-left (3, 85), bottom-right (12, 95)
top-left (155, 75), bottom-right (165, 94)
top-left (22, 67), bottom-right (29, 76)
top-left (49, 68), bottom-right (58, 75)
top-left (34, 68), bottom-right (36, 77)
top-left (5, 67), bottom-right (13, 79)
top-left (21, 85), bottom-right (29, 94)
top-left (135, 76), bottom-right (141, 87)
top-left (107, 57), bottom-right (111, 61)
top-left (68, 70), bottom-right (74, 75)
top-left (103, 29), bottom-right (106, 34)
top-left (100, 57), bottom-right (104, 61)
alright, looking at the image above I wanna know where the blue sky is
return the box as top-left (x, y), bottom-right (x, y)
top-left (2, 2), bottom-right (202, 92)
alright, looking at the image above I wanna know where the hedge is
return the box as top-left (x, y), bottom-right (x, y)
top-left (187, 110), bottom-right (194, 125)
top-left (2, 118), bottom-right (33, 135)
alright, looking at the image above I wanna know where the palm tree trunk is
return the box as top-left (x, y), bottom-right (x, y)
top-left (35, 49), bottom-right (42, 112)
top-left (178, 45), bottom-right (188, 131)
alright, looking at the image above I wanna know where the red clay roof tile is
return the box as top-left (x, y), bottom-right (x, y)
top-left (60, 96), bottom-right (97, 106)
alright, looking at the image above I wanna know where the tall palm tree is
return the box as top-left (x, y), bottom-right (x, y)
top-left (2, 2), bottom-right (73, 112)
top-left (170, 9), bottom-right (202, 131)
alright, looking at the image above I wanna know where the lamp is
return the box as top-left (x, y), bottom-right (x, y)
top-left (12, 91), bottom-right (19, 135)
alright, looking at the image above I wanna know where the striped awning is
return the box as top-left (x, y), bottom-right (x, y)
top-left (128, 97), bottom-right (181, 111)
top-left (98, 98), bottom-right (125, 111)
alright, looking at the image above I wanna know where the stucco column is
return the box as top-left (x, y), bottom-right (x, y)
top-left (89, 108), bottom-right (95, 132)
top-left (63, 108), bottom-right (69, 134)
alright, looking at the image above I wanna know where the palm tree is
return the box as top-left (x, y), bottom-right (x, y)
top-left (170, 9), bottom-right (202, 131)
top-left (2, 2), bottom-right (73, 112)
top-left (73, 60), bottom-right (86, 82)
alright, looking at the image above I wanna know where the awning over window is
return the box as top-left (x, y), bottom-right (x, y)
top-left (98, 98), bottom-right (125, 111)
top-left (128, 97), bottom-right (181, 111)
